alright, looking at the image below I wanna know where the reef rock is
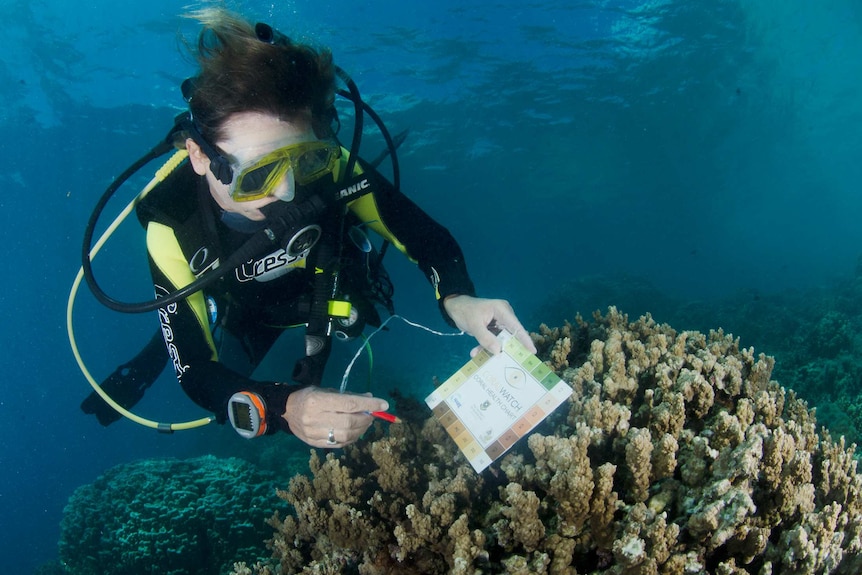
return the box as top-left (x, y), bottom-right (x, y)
top-left (60, 455), bottom-right (285, 575)
top-left (239, 307), bottom-right (860, 574)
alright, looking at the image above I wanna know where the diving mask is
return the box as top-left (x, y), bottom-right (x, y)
top-left (229, 141), bottom-right (341, 202)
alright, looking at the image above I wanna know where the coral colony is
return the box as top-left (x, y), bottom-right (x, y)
top-left (60, 456), bottom-right (285, 574)
top-left (62, 308), bottom-right (862, 575)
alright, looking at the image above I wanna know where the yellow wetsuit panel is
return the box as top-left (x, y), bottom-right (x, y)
top-left (330, 151), bottom-right (415, 262)
top-left (146, 221), bottom-right (217, 360)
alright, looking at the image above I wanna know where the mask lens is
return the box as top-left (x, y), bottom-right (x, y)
top-left (232, 158), bottom-right (290, 202)
top-left (239, 162), bottom-right (279, 195)
top-left (295, 146), bottom-right (339, 184)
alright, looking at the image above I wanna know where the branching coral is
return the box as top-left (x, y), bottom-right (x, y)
top-left (235, 307), bottom-right (862, 575)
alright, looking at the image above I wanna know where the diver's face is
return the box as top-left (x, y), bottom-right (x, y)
top-left (188, 111), bottom-right (317, 221)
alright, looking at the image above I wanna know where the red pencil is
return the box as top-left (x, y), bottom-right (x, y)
top-left (368, 411), bottom-right (402, 424)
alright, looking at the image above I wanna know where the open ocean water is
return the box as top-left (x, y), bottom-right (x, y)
top-left (2, 0), bottom-right (862, 572)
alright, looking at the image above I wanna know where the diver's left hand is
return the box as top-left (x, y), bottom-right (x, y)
top-left (443, 294), bottom-right (537, 357)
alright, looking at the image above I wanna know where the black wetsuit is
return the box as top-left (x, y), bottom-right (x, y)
top-left (135, 156), bottom-right (475, 434)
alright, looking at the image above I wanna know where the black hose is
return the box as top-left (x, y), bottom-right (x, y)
top-left (84, 194), bottom-right (327, 314)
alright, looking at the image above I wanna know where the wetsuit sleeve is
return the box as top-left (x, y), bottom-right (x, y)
top-left (347, 167), bottom-right (476, 326)
top-left (145, 221), bottom-right (299, 433)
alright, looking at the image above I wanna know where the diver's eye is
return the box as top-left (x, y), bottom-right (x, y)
top-left (240, 162), bottom-right (278, 193)
top-left (297, 148), bottom-right (333, 174)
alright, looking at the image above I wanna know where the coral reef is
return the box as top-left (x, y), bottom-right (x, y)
top-left (531, 271), bottom-right (862, 447)
top-left (235, 308), bottom-right (862, 575)
top-left (60, 456), bottom-right (287, 575)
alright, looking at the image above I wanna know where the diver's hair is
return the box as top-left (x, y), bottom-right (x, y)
top-left (184, 7), bottom-right (335, 142)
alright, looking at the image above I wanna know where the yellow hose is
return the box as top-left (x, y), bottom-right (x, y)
top-left (67, 149), bottom-right (213, 431)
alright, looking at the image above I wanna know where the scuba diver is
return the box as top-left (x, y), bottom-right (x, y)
top-left (79, 7), bottom-right (536, 448)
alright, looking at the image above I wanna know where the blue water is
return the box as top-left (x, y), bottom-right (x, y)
top-left (2, 0), bottom-right (862, 572)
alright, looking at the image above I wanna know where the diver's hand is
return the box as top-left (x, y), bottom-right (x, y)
top-left (443, 294), bottom-right (537, 357)
top-left (283, 387), bottom-right (389, 448)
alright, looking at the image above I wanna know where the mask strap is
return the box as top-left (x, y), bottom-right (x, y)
top-left (178, 112), bottom-right (234, 186)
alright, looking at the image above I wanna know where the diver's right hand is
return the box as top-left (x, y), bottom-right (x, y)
top-left (283, 386), bottom-right (389, 448)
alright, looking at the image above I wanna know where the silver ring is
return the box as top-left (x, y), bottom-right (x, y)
top-left (326, 428), bottom-right (337, 445)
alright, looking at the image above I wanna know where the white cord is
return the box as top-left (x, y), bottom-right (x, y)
top-left (339, 314), bottom-right (464, 393)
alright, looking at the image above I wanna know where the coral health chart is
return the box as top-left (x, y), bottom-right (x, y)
top-left (425, 330), bottom-right (573, 472)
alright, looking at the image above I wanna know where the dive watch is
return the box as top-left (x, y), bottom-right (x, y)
top-left (227, 391), bottom-right (267, 438)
